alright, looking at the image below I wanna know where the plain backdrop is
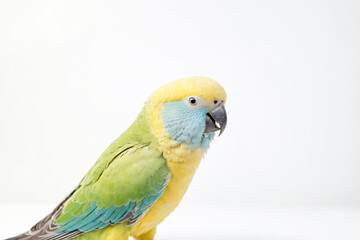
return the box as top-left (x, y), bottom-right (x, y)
top-left (0, 0), bottom-right (360, 239)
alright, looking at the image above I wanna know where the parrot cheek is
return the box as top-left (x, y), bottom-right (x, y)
top-left (162, 101), bottom-right (207, 148)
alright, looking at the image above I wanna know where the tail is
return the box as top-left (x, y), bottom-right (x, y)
top-left (4, 190), bottom-right (79, 240)
top-left (5, 232), bottom-right (32, 240)
top-left (4, 204), bottom-right (81, 240)
top-left (5, 229), bottom-right (81, 240)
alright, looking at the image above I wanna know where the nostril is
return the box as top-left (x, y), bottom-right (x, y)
top-left (214, 99), bottom-right (225, 106)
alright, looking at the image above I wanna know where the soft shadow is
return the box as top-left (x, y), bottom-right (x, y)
top-left (156, 235), bottom-right (295, 240)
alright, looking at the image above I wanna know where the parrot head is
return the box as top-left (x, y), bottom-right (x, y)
top-left (146, 76), bottom-right (227, 153)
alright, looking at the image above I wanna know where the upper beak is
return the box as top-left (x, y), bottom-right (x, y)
top-left (204, 106), bottom-right (227, 136)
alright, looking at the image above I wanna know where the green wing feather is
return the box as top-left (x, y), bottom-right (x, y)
top-left (55, 144), bottom-right (171, 230)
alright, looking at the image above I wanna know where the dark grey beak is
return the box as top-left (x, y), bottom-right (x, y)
top-left (204, 106), bottom-right (227, 136)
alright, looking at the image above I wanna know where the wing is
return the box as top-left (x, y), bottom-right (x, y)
top-left (9, 144), bottom-right (171, 240)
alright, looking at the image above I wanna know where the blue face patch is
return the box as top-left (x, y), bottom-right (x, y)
top-left (162, 101), bottom-right (215, 151)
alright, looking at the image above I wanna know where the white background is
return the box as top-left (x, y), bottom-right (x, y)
top-left (0, 0), bottom-right (359, 239)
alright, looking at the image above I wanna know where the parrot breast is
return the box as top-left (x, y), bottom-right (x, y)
top-left (131, 144), bottom-right (204, 238)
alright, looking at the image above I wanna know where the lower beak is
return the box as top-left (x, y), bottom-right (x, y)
top-left (204, 106), bottom-right (227, 136)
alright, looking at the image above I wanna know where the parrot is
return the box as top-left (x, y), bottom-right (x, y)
top-left (6, 76), bottom-right (227, 240)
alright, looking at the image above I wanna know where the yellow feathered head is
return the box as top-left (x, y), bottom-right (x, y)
top-left (146, 76), bottom-right (227, 154)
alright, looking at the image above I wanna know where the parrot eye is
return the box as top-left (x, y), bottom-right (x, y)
top-left (184, 96), bottom-right (206, 109)
top-left (189, 97), bottom-right (197, 105)
top-left (214, 99), bottom-right (218, 105)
